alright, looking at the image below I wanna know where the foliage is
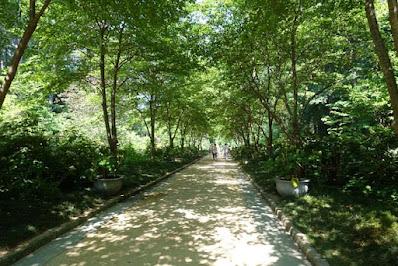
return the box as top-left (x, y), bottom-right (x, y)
top-left (0, 114), bottom-right (102, 200)
top-left (94, 155), bottom-right (119, 178)
top-left (2, 0), bottom-right (398, 264)
top-left (280, 191), bottom-right (398, 265)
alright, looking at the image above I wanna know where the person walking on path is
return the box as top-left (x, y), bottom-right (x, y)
top-left (223, 143), bottom-right (230, 159)
top-left (211, 143), bottom-right (218, 160)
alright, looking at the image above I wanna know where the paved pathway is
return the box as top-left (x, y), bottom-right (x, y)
top-left (15, 157), bottom-right (309, 266)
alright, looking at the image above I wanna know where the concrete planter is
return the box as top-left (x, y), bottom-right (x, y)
top-left (94, 176), bottom-right (124, 196)
top-left (275, 178), bottom-right (310, 197)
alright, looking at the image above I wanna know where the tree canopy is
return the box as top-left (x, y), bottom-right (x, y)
top-left (2, 0), bottom-right (398, 264)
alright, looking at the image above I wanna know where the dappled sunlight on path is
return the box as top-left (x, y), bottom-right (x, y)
top-left (15, 157), bottom-right (309, 266)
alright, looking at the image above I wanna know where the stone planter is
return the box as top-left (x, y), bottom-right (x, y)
top-left (94, 176), bottom-right (124, 196)
top-left (275, 177), bottom-right (310, 197)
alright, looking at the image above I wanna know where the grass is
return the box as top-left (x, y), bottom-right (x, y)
top-left (0, 156), bottom-right (199, 255)
top-left (242, 160), bottom-right (398, 266)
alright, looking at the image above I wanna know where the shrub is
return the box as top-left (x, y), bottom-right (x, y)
top-left (0, 121), bottom-right (101, 199)
top-left (236, 125), bottom-right (398, 201)
top-left (49, 130), bottom-right (103, 189)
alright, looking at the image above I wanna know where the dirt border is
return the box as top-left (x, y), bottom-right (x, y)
top-left (0, 156), bottom-right (203, 266)
top-left (244, 173), bottom-right (330, 266)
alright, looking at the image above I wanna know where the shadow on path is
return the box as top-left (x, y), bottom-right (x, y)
top-left (15, 157), bottom-right (309, 266)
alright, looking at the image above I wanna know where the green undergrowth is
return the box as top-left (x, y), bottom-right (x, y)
top-left (241, 160), bottom-right (398, 266)
top-left (0, 155), bottom-right (200, 254)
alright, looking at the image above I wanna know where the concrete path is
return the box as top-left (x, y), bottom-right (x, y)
top-left (15, 157), bottom-right (309, 266)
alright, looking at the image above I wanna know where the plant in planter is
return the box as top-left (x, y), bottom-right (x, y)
top-left (94, 156), bottom-right (124, 196)
top-left (275, 175), bottom-right (310, 197)
top-left (274, 154), bottom-right (310, 197)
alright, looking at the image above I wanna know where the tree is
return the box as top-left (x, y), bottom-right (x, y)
top-left (64, 0), bottom-right (192, 159)
top-left (129, 21), bottom-right (197, 156)
top-left (365, 0), bottom-right (398, 134)
top-left (160, 82), bottom-right (185, 149)
top-left (0, 0), bottom-right (52, 109)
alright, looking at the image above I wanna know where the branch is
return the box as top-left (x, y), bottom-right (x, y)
top-left (29, 0), bottom-right (36, 20)
top-left (172, 112), bottom-right (183, 141)
top-left (300, 82), bottom-right (336, 118)
top-left (36, 0), bottom-right (51, 19)
top-left (117, 77), bottom-right (129, 89)
top-left (136, 107), bottom-right (151, 137)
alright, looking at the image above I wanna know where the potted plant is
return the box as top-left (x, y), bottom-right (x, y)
top-left (93, 156), bottom-right (124, 196)
top-left (274, 160), bottom-right (310, 197)
top-left (275, 175), bottom-right (310, 197)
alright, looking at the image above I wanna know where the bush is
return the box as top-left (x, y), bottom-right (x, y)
top-left (119, 145), bottom-right (149, 175)
top-left (316, 127), bottom-right (398, 193)
top-left (49, 130), bottom-right (103, 189)
top-left (0, 121), bottom-right (101, 200)
top-left (235, 125), bottom-right (398, 200)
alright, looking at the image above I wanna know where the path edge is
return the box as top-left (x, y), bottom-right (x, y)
top-left (1, 156), bottom-right (204, 266)
top-left (244, 174), bottom-right (330, 266)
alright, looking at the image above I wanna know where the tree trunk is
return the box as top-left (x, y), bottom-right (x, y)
top-left (166, 104), bottom-right (174, 149)
top-left (0, 0), bottom-right (51, 109)
top-left (149, 94), bottom-right (156, 157)
top-left (171, 115), bottom-right (182, 150)
top-left (150, 118), bottom-right (155, 156)
top-left (180, 124), bottom-right (187, 149)
top-left (108, 26), bottom-right (124, 159)
top-left (267, 112), bottom-right (273, 157)
top-left (387, 0), bottom-right (398, 57)
top-left (99, 25), bottom-right (113, 156)
top-left (291, 14), bottom-right (301, 145)
top-left (180, 135), bottom-right (185, 149)
top-left (243, 130), bottom-right (251, 148)
top-left (168, 129), bottom-right (174, 149)
top-left (366, 0), bottom-right (398, 134)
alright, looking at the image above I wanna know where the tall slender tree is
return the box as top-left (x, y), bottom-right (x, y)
top-left (365, 0), bottom-right (398, 134)
top-left (0, 0), bottom-right (51, 109)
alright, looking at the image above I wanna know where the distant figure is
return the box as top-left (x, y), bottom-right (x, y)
top-left (223, 143), bottom-right (230, 159)
top-left (211, 143), bottom-right (218, 160)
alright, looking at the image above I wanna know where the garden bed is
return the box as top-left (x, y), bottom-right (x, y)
top-left (241, 160), bottom-right (398, 266)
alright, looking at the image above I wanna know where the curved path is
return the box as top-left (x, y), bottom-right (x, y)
top-left (15, 157), bottom-right (309, 266)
